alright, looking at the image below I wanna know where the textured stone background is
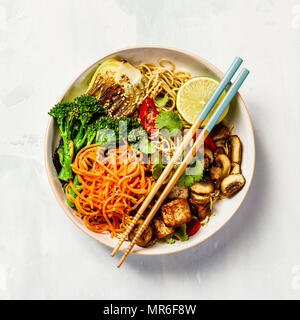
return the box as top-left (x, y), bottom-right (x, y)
top-left (0, 0), bottom-right (299, 299)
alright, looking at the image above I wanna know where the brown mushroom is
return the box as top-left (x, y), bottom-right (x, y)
top-left (227, 135), bottom-right (242, 164)
top-left (214, 147), bottom-right (225, 157)
top-left (204, 148), bottom-right (214, 169)
top-left (215, 139), bottom-right (226, 148)
top-left (221, 174), bottom-right (246, 197)
top-left (210, 154), bottom-right (231, 181)
top-left (210, 123), bottom-right (231, 141)
top-left (195, 203), bottom-right (210, 220)
top-left (210, 166), bottom-right (222, 181)
top-left (191, 181), bottom-right (214, 194)
top-left (231, 163), bottom-right (241, 174)
top-left (189, 192), bottom-right (210, 205)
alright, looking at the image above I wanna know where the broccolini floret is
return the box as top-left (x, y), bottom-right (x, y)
top-left (85, 116), bottom-right (142, 146)
top-left (73, 95), bottom-right (107, 151)
top-left (49, 95), bottom-right (143, 184)
top-left (48, 101), bottom-right (77, 181)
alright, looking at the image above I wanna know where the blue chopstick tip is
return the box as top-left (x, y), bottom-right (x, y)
top-left (241, 68), bottom-right (250, 77)
top-left (234, 56), bottom-right (243, 64)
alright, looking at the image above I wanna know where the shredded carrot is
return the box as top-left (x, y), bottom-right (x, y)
top-left (66, 143), bottom-right (155, 237)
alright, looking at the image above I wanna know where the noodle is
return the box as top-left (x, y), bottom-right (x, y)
top-left (137, 58), bottom-right (192, 156)
top-left (136, 58), bottom-right (191, 116)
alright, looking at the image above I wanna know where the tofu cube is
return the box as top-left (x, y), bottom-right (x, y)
top-left (168, 185), bottom-right (189, 200)
top-left (129, 219), bottom-right (153, 247)
top-left (161, 198), bottom-right (191, 227)
top-left (153, 217), bottom-right (175, 239)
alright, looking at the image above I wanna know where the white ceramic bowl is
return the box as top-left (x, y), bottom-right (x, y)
top-left (44, 46), bottom-right (255, 255)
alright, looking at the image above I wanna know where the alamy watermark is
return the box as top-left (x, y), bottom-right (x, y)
top-left (95, 121), bottom-right (205, 176)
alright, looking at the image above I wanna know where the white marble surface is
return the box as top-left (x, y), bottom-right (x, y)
top-left (0, 0), bottom-right (300, 300)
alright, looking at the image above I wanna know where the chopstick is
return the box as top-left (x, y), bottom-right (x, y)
top-left (111, 57), bottom-right (245, 261)
top-left (116, 67), bottom-right (249, 267)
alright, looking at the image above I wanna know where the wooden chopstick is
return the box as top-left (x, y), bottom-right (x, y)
top-left (111, 57), bottom-right (244, 259)
top-left (117, 67), bottom-right (249, 267)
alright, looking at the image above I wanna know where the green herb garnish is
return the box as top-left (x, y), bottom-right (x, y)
top-left (164, 224), bottom-right (189, 244)
top-left (154, 94), bottom-right (169, 107)
top-left (176, 159), bottom-right (203, 187)
top-left (154, 111), bottom-right (182, 137)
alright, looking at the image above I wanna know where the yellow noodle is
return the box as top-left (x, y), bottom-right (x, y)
top-left (136, 58), bottom-right (191, 119)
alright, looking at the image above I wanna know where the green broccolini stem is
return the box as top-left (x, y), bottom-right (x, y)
top-left (66, 175), bottom-right (81, 208)
top-left (58, 138), bottom-right (74, 181)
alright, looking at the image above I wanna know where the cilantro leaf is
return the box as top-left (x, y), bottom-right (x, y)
top-left (151, 154), bottom-right (165, 180)
top-left (164, 235), bottom-right (176, 244)
top-left (164, 224), bottom-right (189, 244)
top-left (176, 175), bottom-right (195, 187)
top-left (173, 224), bottom-right (189, 241)
top-left (176, 159), bottom-right (203, 187)
top-left (154, 111), bottom-right (182, 137)
top-left (152, 163), bottom-right (165, 180)
top-left (154, 94), bottom-right (169, 107)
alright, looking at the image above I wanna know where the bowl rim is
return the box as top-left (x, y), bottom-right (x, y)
top-left (44, 45), bottom-right (256, 256)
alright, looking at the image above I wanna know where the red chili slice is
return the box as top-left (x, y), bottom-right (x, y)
top-left (193, 130), bottom-right (216, 151)
top-left (173, 219), bottom-right (201, 241)
top-left (204, 135), bottom-right (216, 152)
top-left (139, 97), bottom-right (158, 134)
top-left (186, 219), bottom-right (201, 237)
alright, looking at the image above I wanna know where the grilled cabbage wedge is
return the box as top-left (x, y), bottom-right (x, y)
top-left (86, 58), bottom-right (145, 118)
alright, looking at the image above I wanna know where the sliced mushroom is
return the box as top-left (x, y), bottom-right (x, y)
top-left (221, 174), bottom-right (246, 197)
top-left (214, 147), bottom-right (225, 157)
top-left (215, 139), bottom-right (226, 148)
top-left (189, 192), bottom-right (210, 205)
top-left (191, 181), bottom-right (214, 194)
top-left (195, 203), bottom-right (210, 220)
top-left (227, 135), bottom-right (242, 164)
top-left (210, 166), bottom-right (222, 181)
top-left (231, 163), bottom-right (241, 174)
top-left (210, 123), bottom-right (231, 141)
top-left (204, 148), bottom-right (214, 169)
top-left (210, 154), bottom-right (231, 181)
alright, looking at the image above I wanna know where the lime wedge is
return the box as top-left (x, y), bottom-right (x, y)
top-left (176, 76), bottom-right (229, 126)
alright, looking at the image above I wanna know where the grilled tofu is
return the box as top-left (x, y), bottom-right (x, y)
top-left (153, 217), bottom-right (175, 239)
top-left (128, 219), bottom-right (153, 247)
top-left (168, 185), bottom-right (189, 200)
top-left (161, 198), bottom-right (191, 228)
